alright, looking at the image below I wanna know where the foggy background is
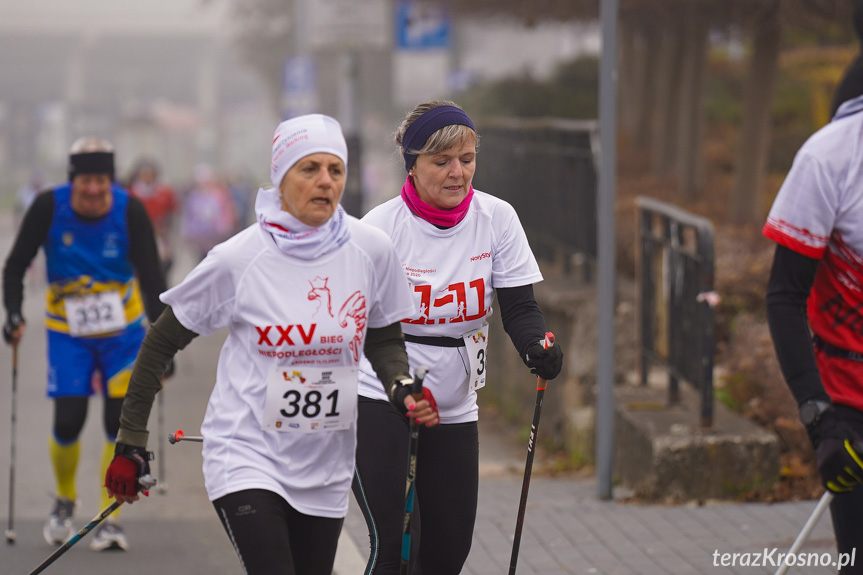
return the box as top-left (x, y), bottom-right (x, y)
top-left (1, 4), bottom-right (863, 569)
top-left (0, 0), bottom-right (598, 215)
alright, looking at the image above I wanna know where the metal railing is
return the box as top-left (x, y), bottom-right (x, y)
top-left (637, 196), bottom-right (716, 428)
top-left (473, 117), bottom-right (598, 282)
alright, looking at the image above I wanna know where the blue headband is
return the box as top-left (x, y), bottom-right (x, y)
top-left (402, 106), bottom-right (475, 172)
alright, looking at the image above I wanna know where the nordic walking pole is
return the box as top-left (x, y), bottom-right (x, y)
top-left (509, 332), bottom-right (555, 575)
top-left (27, 474), bottom-right (156, 575)
top-left (29, 501), bottom-right (122, 575)
top-left (5, 343), bottom-right (17, 544)
top-left (400, 366), bottom-right (428, 575)
top-left (169, 429), bottom-right (203, 444)
top-left (774, 490), bottom-right (834, 575)
top-left (156, 389), bottom-right (168, 493)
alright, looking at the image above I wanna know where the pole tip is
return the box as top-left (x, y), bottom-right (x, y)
top-left (169, 429), bottom-right (184, 444)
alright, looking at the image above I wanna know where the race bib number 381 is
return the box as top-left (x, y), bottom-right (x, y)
top-left (262, 366), bottom-right (358, 433)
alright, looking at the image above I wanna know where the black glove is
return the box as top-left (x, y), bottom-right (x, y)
top-left (808, 410), bottom-right (863, 493)
top-left (524, 342), bottom-right (563, 380)
top-left (3, 313), bottom-right (24, 344)
top-left (105, 443), bottom-right (155, 497)
top-left (388, 374), bottom-right (414, 414)
top-left (387, 368), bottom-right (437, 419)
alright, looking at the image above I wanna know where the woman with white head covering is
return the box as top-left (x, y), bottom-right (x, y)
top-left (103, 114), bottom-right (439, 575)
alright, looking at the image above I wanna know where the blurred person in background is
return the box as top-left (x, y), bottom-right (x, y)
top-left (352, 100), bottom-right (564, 574)
top-left (125, 158), bottom-right (178, 280)
top-left (765, 93), bottom-right (863, 574)
top-left (2, 137), bottom-right (167, 552)
top-left (180, 163), bottom-right (237, 262)
top-left (104, 114), bottom-right (439, 575)
top-left (226, 169), bottom-right (255, 233)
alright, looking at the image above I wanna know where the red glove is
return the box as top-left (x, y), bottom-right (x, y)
top-left (407, 387), bottom-right (439, 427)
top-left (389, 371), bottom-right (438, 424)
top-left (105, 444), bottom-right (154, 499)
top-left (416, 388), bottom-right (438, 416)
top-left (105, 456), bottom-right (139, 497)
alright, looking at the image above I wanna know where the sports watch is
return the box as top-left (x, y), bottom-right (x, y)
top-left (799, 399), bottom-right (832, 428)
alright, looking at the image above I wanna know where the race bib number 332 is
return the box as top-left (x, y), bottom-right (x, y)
top-left (262, 366), bottom-right (358, 433)
top-left (64, 291), bottom-right (126, 336)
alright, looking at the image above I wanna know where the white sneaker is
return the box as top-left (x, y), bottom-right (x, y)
top-left (89, 521), bottom-right (128, 552)
top-left (43, 497), bottom-right (75, 545)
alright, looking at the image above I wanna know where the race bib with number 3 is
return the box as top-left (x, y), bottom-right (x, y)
top-left (262, 365), bottom-right (358, 433)
top-left (463, 324), bottom-right (489, 391)
top-left (64, 291), bottom-right (126, 336)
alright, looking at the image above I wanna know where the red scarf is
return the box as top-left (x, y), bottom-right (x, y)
top-left (400, 176), bottom-right (473, 228)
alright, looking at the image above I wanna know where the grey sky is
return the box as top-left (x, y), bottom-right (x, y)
top-left (0, 0), bottom-right (230, 35)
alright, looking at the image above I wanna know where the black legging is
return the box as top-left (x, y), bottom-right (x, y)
top-left (830, 405), bottom-right (863, 574)
top-left (352, 397), bottom-right (479, 575)
top-left (213, 489), bottom-right (343, 575)
top-left (53, 396), bottom-right (123, 443)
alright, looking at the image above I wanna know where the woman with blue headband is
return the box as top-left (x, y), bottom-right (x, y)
top-left (353, 100), bottom-right (564, 574)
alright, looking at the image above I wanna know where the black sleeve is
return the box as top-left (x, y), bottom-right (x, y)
top-left (363, 322), bottom-right (411, 411)
top-left (496, 284), bottom-right (547, 360)
top-left (3, 190), bottom-right (53, 318)
top-left (765, 244), bottom-right (830, 406)
top-left (127, 195), bottom-right (167, 323)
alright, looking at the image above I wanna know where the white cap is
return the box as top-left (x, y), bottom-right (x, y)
top-left (270, 114), bottom-right (348, 189)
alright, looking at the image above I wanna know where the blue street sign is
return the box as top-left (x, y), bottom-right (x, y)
top-left (395, 1), bottom-right (450, 50)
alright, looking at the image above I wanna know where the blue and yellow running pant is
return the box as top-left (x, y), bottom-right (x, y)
top-left (46, 327), bottom-right (145, 398)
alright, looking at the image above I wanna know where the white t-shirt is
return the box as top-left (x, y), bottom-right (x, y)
top-left (160, 218), bottom-right (414, 518)
top-left (357, 190), bottom-right (543, 423)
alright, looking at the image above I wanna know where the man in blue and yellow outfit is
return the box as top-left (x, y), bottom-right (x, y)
top-left (2, 137), bottom-right (167, 551)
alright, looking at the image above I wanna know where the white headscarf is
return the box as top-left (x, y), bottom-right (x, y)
top-left (257, 114), bottom-right (351, 260)
top-left (270, 114), bottom-right (348, 189)
top-left (255, 187), bottom-right (350, 260)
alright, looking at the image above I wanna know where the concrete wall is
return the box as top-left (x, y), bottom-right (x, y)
top-left (485, 271), bottom-right (638, 466)
top-left (485, 269), bottom-right (780, 502)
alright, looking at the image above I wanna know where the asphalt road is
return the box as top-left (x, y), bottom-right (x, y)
top-left (0, 212), bottom-right (250, 574)
top-left (0, 209), bottom-right (539, 575)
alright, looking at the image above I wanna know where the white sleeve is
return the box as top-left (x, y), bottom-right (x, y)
top-left (764, 149), bottom-right (838, 258)
top-left (366, 238), bottom-right (415, 329)
top-left (490, 201), bottom-right (543, 288)
top-left (159, 250), bottom-right (236, 336)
